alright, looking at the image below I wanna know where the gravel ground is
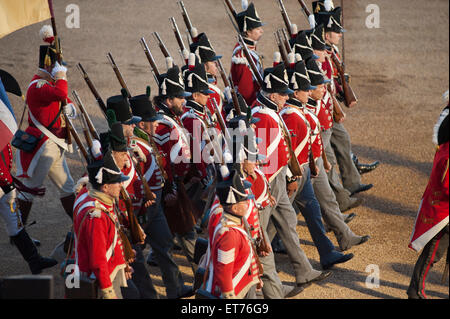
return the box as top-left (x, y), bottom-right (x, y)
top-left (0, 0), bottom-right (448, 300)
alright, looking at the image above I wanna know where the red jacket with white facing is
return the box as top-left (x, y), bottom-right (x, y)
top-left (251, 95), bottom-right (290, 184)
top-left (16, 75), bottom-right (72, 178)
top-left (73, 188), bottom-right (127, 293)
top-left (231, 42), bottom-right (262, 106)
top-left (206, 202), bottom-right (260, 299)
top-left (153, 104), bottom-right (192, 184)
top-left (280, 101), bottom-right (312, 168)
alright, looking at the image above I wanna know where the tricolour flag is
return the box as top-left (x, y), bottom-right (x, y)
top-left (0, 0), bottom-right (51, 39)
top-left (0, 78), bottom-right (18, 151)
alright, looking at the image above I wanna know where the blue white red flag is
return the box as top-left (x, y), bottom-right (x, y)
top-left (0, 78), bottom-right (18, 151)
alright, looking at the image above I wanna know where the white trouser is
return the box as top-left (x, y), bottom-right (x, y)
top-left (0, 190), bottom-right (23, 236)
top-left (17, 139), bottom-right (75, 202)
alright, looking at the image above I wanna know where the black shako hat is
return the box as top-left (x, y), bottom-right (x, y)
top-left (291, 31), bottom-right (320, 62)
top-left (288, 57), bottom-right (317, 92)
top-left (309, 24), bottom-right (327, 51)
top-left (224, 92), bottom-right (259, 123)
top-left (216, 169), bottom-right (254, 206)
top-left (109, 122), bottom-right (128, 152)
top-left (262, 62), bottom-right (294, 95)
top-left (158, 65), bottom-right (191, 98)
top-left (190, 33), bottom-right (222, 64)
top-left (130, 87), bottom-right (162, 122)
top-left (106, 89), bottom-right (142, 125)
top-left (317, 7), bottom-right (346, 33)
top-left (236, 2), bottom-right (265, 33)
top-left (184, 62), bottom-right (215, 95)
top-left (39, 45), bottom-right (58, 68)
top-left (306, 59), bottom-right (331, 86)
top-left (87, 149), bottom-right (129, 187)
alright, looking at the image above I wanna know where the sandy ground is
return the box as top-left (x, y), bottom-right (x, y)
top-left (0, 0), bottom-right (448, 300)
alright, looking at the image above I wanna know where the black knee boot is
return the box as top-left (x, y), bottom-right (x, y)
top-left (10, 229), bottom-right (58, 275)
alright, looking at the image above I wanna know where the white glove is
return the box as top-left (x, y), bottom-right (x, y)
top-left (63, 103), bottom-right (77, 119)
top-left (51, 61), bottom-right (67, 79)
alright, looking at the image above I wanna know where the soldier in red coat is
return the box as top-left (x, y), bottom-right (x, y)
top-left (15, 27), bottom-right (77, 229)
top-left (315, 3), bottom-right (380, 191)
top-left (407, 102), bottom-right (449, 299)
top-left (203, 169), bottom-right (261, 298)
top-left (1, 142), bottom-right (57, 274)
top-left (189, 33), bottom-right (227, 129)
top-left (73, 150), bottom-right (133, 299)
top-left (181, 59), bottom-right (216, 181)
top-left (251, 61), bottom-right (331, 294)
top-left (152, 62), bottom-right (201, 272)
top-left (231, 2), bottom-right (265, 106)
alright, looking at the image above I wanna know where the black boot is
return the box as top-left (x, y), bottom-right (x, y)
top-left (10, 229), bottom-right (58, 275)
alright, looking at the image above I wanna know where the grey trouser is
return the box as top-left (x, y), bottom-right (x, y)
top-left (330, 121), bottom-right (362, 193)
top-left (144, 189), bottom-right (186, 299)
top-left (322, 128), bottom-right (353, 210)
top-left (258, 205), bottom-right (284, 299)
top-left (265, 166), bottom-right (321, 284)
top-left (311, 156), bottom-right (358, 251)
top-left (0, 190), bottom-right (23, 236)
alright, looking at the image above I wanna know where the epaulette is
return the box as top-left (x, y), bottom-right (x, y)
top-left (231, 55), bottom-right (248, 65)
top-left (88, 209), bottom-right (102, 218)
top-left (36, 79), bottom-right (49, 89)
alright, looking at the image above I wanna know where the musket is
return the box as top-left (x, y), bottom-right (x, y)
top-left (281, 28), bottom-right (293, 54)
top-left (139, 37), bottom-right (160, 85)
top-left (66, 116), bottom-right (89, 161)
top-left (297, 0), bottom-right (314, 22)
top-left (211, 97), bottom-right (231, 146)
top-left (153, 32), bottom-right (171, 59)
top-left (227, 72), bottom-right (243, 117)
top-left (329, 51), bottom-right (357, 108)
top-left (327, 83), bottom-right (346, 123)
top-left (47, 0), bottom-right (72, 151)
top-left (280, 117), bottom-right (303, 178)
top-left (77, 63), bottom-right (108, 116)
top-left (107, 52), bottom-right (131, 98)
top-left (177, 1), bottom-right (198, 42)
top-left (277, 0), bottom-right (294, 37)
top-left (170, 17), bottom-right (189, 64)
top-left (275, 30), bottom-right (289, 66)
top-left (216, 59), bottom-right (242, 117)
top-left (237, 34), bottom-right (264, 87)
top-left (223, 0), bottom-right (238, 20)
top-left (72, 90), bottom-right (100, 141)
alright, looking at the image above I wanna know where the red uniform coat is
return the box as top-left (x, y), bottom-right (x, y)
top-left (206, 210), bottom-right (260, 298)
top-left (303, 108), bottom-right (323, 161)
top-left (73, 189), bottom-right (127, 290)
top-left (280, 103), bottom-right (311, 167)
top-left (16, 75), bottom-right (70, 178)
top-left (206, 81), bottom-right (227, 131)
top-left (246, 168), bottom-right (271, 210)
top-left (409, 141), bottom-right (449, 252)
top-left (0, 143), bottom-right (13, 193)
top-left (231, 42), bottom-right (262, 106)
top-left (153, 105), bottom-right (191, 184)
top-left (181, 102), bottom-right (213, 179)
top-left (251, 97), bottom-right (290, 183)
